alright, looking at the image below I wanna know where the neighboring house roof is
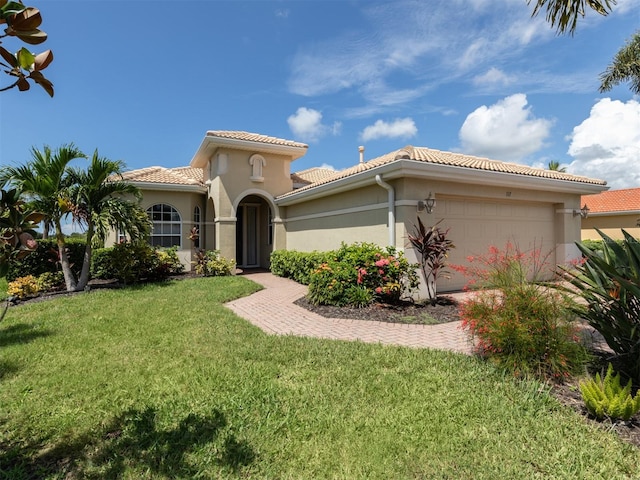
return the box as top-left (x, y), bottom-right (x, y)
top-left (582, 187), bottom-right (640, 214)
top-left (119, 166), bottom-right (204, 189)
top-left (277, 145), bottom-right (607, 200)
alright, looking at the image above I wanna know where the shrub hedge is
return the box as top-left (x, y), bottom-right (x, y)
top-left (91, 243), bottom-right (183, 284)
top-left (270, 249), bottom-right (331, 285)
top-left (6, 238), bottom-right (85, 281)
top-left (271, 243), bottom-right (419, 307)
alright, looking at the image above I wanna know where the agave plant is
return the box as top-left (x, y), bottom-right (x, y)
top-left (407, 217), bottom-right (454, 305)
top-left (562, 229), bottom-right (640, 384)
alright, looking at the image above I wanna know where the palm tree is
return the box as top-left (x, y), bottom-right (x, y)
top-left (1, 144), bottom-right (86, 291)
top-left (528, 0), bottom-right (615, 35)
top-left (67, 150), bottom-right (151, 290)
top-left (548, 160), bottom-right (567, 172)
top-left (599, 31), bottom-right (640, 94)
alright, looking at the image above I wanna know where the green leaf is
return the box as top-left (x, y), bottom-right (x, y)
top-left (16, 47), bottom-right (34, 69)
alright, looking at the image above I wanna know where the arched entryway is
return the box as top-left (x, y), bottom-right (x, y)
top-left (235, 194), bottom-right (275, 269)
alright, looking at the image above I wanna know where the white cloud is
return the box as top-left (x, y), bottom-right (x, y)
top-left (473, 67), bottom-right (515, 87)
top-left (360, 118), bottom-right (417, 142)
top-left (319, 163), bottom-right (337, 171)
top-left (286, 0), bottom-right (568, 115)
top-left (459, 93), bottom-right (553, 161)
top-left (616, 0), bottom-right (640, 14)
top-left (287, 107), bottom-right (340, 142)
top-left (567, 98), bottom-right (640, 188)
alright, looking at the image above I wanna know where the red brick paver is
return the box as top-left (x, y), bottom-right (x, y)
top-left (225, 272), bottom-right (473, 354)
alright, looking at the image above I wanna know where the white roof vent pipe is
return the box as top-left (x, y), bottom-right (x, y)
top-left (359, 145), bottom-right (365, 164)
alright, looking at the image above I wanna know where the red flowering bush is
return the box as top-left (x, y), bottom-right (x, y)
top-left (307, 243), bottom-right (419, 307)
top-left (453, 243), bottom-right (588, 382)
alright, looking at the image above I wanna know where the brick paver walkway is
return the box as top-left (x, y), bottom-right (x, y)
top-left (225, 271), bottom-right (473, 354)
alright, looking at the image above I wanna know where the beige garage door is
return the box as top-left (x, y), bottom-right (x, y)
top-left (436, 197), bottom-right (556, 291)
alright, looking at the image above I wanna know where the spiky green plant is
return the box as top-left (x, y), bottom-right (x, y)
top-left (580, 363), bottom-right (640, 421)
top-left (561, 229), bottom-right (640, 384)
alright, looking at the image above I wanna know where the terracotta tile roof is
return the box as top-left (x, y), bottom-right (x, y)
top-left (278, 146), bottom-right (606, 198)
top-left (119, 166), bottom-right (204, 186)
top-left (582, 188), bottom-right (640, 213)
top-left (206, 130), bottom-right (308, 149)
top-left (291, 167), bottom-right (337, 186)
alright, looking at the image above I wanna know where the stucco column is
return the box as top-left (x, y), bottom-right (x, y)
top-left (215, 217), bottom-right (237, 265)
top-left (273, 218), bottom-right (286, 251)
top-left (554, 202), bottom-right (582, 265)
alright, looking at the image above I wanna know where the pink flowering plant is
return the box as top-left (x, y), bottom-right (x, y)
top-left (307, 242), bottom-right (419, 307)
top-left (452, 242), bottom-right (588, 382)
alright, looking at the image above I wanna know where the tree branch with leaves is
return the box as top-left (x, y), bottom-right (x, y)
top-left (0, 0), bottom-right (53, 96)
top-left (527, 0), bottom-right (616, 36)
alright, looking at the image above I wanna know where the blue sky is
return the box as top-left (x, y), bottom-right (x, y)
top-left (2, 0), bottom-right (640, 189)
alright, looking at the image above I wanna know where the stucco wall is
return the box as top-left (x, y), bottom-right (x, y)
top-left (105, 189), bottom-right (207, 270)
top-left (282, 183), bottom-right (392, 251)
top-left (207, 149), bottom-right (294, 211)
top-left (280, 174), bottom-right (585, 294)
top-left (582, 213), bottom-right (640, 240)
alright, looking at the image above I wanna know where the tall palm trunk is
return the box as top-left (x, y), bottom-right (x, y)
top-left (55, 219), bottom-right (77, 291)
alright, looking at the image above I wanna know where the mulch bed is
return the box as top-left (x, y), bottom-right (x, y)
top-left (293, 295), bottom-right (460, 325)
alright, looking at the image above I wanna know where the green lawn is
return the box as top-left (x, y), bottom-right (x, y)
top-left (0, 277), bottom-right (638, 479)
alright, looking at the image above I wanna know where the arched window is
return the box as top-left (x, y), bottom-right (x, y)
top-left (147, 204), bottom-right (181, 248)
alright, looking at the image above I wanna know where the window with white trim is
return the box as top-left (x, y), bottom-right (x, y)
top-left (147, 204), bottom-right (181, 248)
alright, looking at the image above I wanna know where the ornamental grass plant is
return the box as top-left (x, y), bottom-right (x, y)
top-left (454, 243), bottom-right (588, 382)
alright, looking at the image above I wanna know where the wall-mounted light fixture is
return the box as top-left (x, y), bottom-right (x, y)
top-left (417, 193), bottom-right (436, 214)
top-left (573, 203), bottom-right (590, 219)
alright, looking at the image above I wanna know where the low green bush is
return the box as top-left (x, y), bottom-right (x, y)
top-left (270, 250), bottom-right (330, 284)
top-left (455, 243), bottom-right (588, 382)
top-left (35, 271), bottom-right (64, 292)
top-left (580, 363), bottom-right (640, 421)
top-left (193, 249), bottom-right (235, 276)
top-left (579, 239), bottom-right (604, 253)
top-left (307, 243), bottom-right (419, 307)
top-left (91, 243), bottom-right (183, 284)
